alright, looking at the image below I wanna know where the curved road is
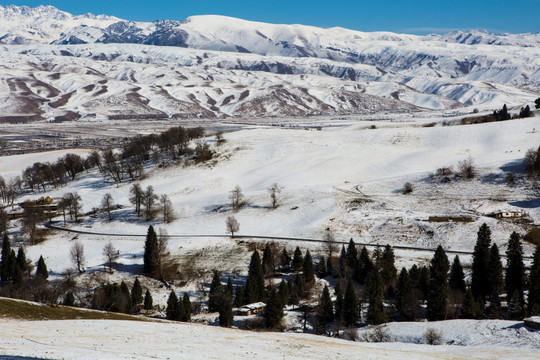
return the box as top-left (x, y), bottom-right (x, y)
top-left (45, 221), bottom-right (533, 259)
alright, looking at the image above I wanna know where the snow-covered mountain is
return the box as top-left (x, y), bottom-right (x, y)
top-left (0, 5), bottom-right (539, 121)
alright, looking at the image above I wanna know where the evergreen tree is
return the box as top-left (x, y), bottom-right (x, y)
top-left (294, 274), bottom-right (305, 299)
top-left (225, 277), bottom-right (233, 298)
top-left (234, 285), bottom-right (244, 307)
top-left (343, 278), bottom-right (359, 327)
top-left (418, 265), bottom-right (430, 301)
top-left (244, 250), bottom-right (265, 304)
top-left (35, 255), bottom-right (49, 280)
top-left (278, 279), bottom-right (289, 306)
top-left (338, 245), bottom-right (347, 278)
top-left (144, 289), bottom-right (153, 310)
top-left (131, 277), bottom-right (143, 308)
top-left (166, 290), bottom-right (179, 320)
top-left (303, 249), bottom-right (315, 283)
top-left (262, 243), bottom-right (274, 277)
top-left (460, 288), bottom-right (477, 319)
top-left (8, 250), bottom-right (16, 282)
top-left (280, 248), bottom-right (290, 271)
top-left (315, 284), bottom-right (334, 334)
top-left (317, 255), bottom-right (327, 278)
top-left (219, 293), bottom-right (233, 327)
top-left (505, 232), bottom-right (525, 306)
top-left (292, 247), bottom-right (303, 272)
top-left (16, 247), bottom-right (27, 273)
top-left (528, 245), bottom-right (540, 315)
top-left (507, 290), bottom-right (525, 320)
top-left (13, 264), bottom-right (22, 287)
top-left (449, 256), bottom-right (466, 292)
top-left (181, 292), bottom-right (191, 322)
top-left (208, 270), bottom-right (223, 312)
top-left (427, 245), bottom-right (450, 321)
top-left (395, 268), bottom-right (414, 321)
top-left (380, 245), bottom-right (397, 288)
top-left (143, 225), bottom-right (159, 278)
top-left (367, 270), bottom-right (386, 325)
top-left (120, 281), bottom-right (132, 314)
top-left (1, 233), bottom-right (11, 281)
top-left (471, 223), bottom-right (491, 301)
top-left (64, 292), bottom-right (75, 307)
top-left (357, 246), bottom-right (373, 284)
top-left (265, 288), bottom-right (283, 328)
top-left (487, 244), bottom-right (503, 301)
top-left (346, 239), bottom-right (357, 271)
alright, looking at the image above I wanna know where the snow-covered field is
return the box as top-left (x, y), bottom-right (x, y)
top-left (0, 318), bottom-right (538, 359)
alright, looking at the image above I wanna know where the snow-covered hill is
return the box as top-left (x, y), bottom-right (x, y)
top-left (0, 5), bottom-right (539, 120)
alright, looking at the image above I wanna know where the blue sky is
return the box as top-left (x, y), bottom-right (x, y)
top-left (2, 0), bottom-right (540, 34)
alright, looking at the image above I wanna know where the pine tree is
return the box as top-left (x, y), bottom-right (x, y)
top-left (343, 278), bottom-right (359, 327)
top-left (280, 248), bottom-right (290, 271)
top-left (338, 245), bottom-right (347, 278)
top-left (166, 290), bottom-right (179, 320)
top-left (346, 239), bottom-right (357, 271)
top-left (334, 287), bottom-right (344, 324)
top-left (357, 246), bottom-right (373, 284)
top-left (219, 293), bottom-right (233, 327)
top-left (120, 281), bottom-right (132, 314)
top-left (8, 250), bottom-right (16, 282)
top-left (367, 270), bottom-right (386, 325)
top-left (292, 247), bottom-right (303, 272)
top-left (449, 256), bottom-right (466, 292)
top-left (487, 244), bottom-right (503, 300)
top-left (395, 268), bottom-right (414, 321)
top-left (208, 270), bottom-right (223, 312)
top-left (507, 290), bottom-right (525, 320)
top-left (273, 280), bottom-right (286, 307)
top-left (36, 255), bottom-right (49, 280)
top-left (318, 255), bottom-right (327, 278)
top-left (1, 233), bottom-right (11, 281)
top-left (460, 288), bottom-right (477, 319)
top-left (528, 245), bottom-right (540, 315)
top-left (505, 232), bottom-right (525, 305)
top-left (16, 247), bottom-right (27, 273)
top-left (131, 277), bottom-right (143, 308)
top-left (471, 223), bottom-right (491, 301)
top-left (234, 285), bottom-right (244, 307)
top-left (225, 277), bottom-right (233, 298)
top-left (427, 245), bottom-right (450, 321)
top-left (315, 284), bottom-right (334, 334)
top-left (294, 274), bottom-right (305, 299)
top-left (143, 225), bottom-right (159, 278)
top-left (144, 289), bottom-right (153, 310)
top-left (13, 264), bottom-right (22, 287)
top-left (262, 243), bottom-right (274, 277)
top-left (303, 249), bottom-right (315, 283)
top-left (244, 250), bottom-right (265, 304)
top-left (181, 292), bottom-right (191, 322)
top-left (380, 245), bottom-right (397, 288)
top-left (264, 288), bottom-right (283, 328)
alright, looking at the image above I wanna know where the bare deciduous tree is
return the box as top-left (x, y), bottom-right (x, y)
top-left (226, 216), bottom-right (240, 237)
top-left (143, 185), bottom-right (158, 221)
top-left (157, 228), bottom-right (170, 279)
top-left (160, 194), bottom-right (175, 223)
top-left (101, 193), bottom-right (114, 221)
top-left (70, 241), bottom-right (86, 273)
top-left (102, 241), bottom-right (119, 273)
top-left (230, 185), bottom-right (244, 210)
top-left (268, 183), bottom-right (281, 209)
top-left (402, 182), bottom-right (414, 194)
top-left (322, 230), bottom-right (338, 261)
top-left (61, 192), bottom-right (82, 222)
top-left (129, 183), bottom-right (144, 217)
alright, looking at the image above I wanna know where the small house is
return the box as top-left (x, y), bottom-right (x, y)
top-left (492, 211), bottom-right (524, 219)
top-left (236, 302), bottom-right (266, 316)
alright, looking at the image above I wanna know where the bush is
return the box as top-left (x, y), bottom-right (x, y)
top-left (362, 325), bottom-right (389, 342)
top-left (402, 182), bottom-right (414, 194)
top-left (458, 157), bottom-right (476, 180)
top-left (423, 327), bottom-right (443, 345)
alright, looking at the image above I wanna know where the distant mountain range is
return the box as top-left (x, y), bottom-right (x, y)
top-left (0, 5), bottom-right (538, 121)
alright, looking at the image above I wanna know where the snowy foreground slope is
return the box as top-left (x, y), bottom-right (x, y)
top-left (0, 318), bottom-right (538, 359)
top-left (0, 5), bottom-right (539, 120)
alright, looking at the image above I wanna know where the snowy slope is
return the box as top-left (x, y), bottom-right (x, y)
top-left (0, 5), bottom-right (539, 120)
top-left (0, 318), bottom-right (539, 359)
